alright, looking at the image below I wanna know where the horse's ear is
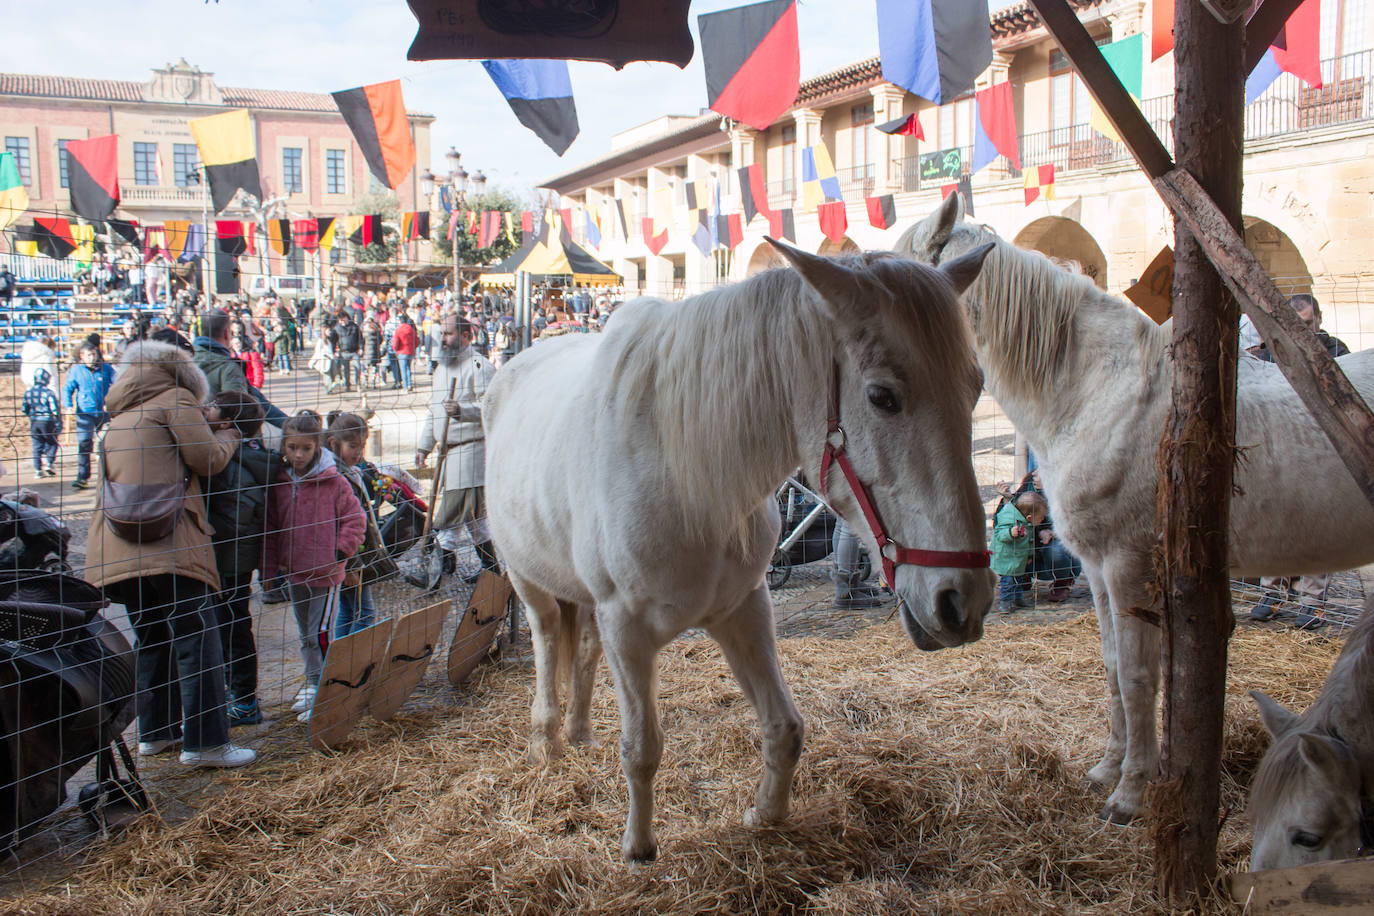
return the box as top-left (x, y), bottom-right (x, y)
top-left (766, 237), bottom-right (858, 311)
top-left (1250, 690), bottom-right (1300, 738)
top-left (940, 241), bottom-right (994, 296)
top-left (929, 190), bottom-right (965, 253)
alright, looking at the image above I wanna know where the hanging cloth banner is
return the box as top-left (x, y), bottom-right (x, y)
top-left (189, 109), bottom-right (263, 213)
top-left (181, 224), bottom-right (206, 261)
top-left (268, 218), bottom-right (292, 256)
top-left (1089, 33), bottom-right (1144, 142)
top-left (294, 218), bottom-right (319, 251)
top-left (0, 152), bottom-right (28, 231)
top-left (465, 210), bottom-right (478, 234)
top-left (317, 217), bottom-right (337, 251)
top-left (971, 81), bottom-right (1022, 172)
top-left (216, 219), bottom-right (247, 257)
top-left (242, 220), bottom-right (256, 256)
top-left (331, 79), bottom-right (416, 190)
top-left (521, 210), bottom-right (534, 234)
top-left (767, 206), bottom-right (795, 243)
top-left (877, 0), bottom-right (991, 105)
top-left (876, 113), bottom-right (925, 138)
top-left (482, 59), bottom-right (580, 156)
top-left (942, 176), bottom-right (975, 217)
top-left (698, 0), bottom-right (799, 131)
top-left (1024, 164), bottom-right (1056, 205)
top-left (106, 218), bottom-right (140, 246)
top-left (65, 134), bottom-right (121, 221)
top-left (32, 217), bottom-right (76, 260)
top-left (866, 194), bottom-right (896, 230)
top-left (164, 220), bottom-right (192, 260)
top-left (143, 226), bottom-right (166, 262)
top-left (801, 143), bottom-right (841, 213)
top-left (817, 201), bottom-right (847, 245)
top-left (1247, 0), bottom-right (1322, 103)
top-left (716, 212), bottom-right (743, 249)
top-left (613, 200), bottom-right (627, 239)
top-left (738, 162), bottom-right (772, 223)
top-left (504, 211), bottom-right (515, 243)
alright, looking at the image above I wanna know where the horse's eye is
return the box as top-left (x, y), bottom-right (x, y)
top-left (865, 385), bottom-right (901, 414)
top-left (1293, 830), bottom-right (1323, 849)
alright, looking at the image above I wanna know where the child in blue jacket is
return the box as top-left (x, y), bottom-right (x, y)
top-left (22, 368), bottom-right (60, 477)
top-left (62, 344), bottom-right (115, 489)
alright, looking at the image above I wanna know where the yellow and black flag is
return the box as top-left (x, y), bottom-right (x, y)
top-left (189, 110), bottom-right (263, 213)
top-left (332, 80), bottom-right (416, 190)
top-left (316, 217), bottom-right (337, 251)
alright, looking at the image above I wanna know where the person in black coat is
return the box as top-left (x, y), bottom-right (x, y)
top-left (202, 390), bottom-right (274, 725)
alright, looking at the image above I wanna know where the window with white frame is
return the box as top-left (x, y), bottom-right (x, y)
top-left (850, 102), bottom-right (874, 177)
top-left (5, 137), bottom-right (31, 186)
top-left (133, 142), bottom-right (158, 186)
top-left (173, 143), bottom-right (200, 188)
top-left (57, 140), bottom-right (69, 189)
top-left (282, 147), bottom-right (303, 194)
top-left (326, 149), bottom-right (346, 194)
top-left (937, 96), bottom-right (974, 150)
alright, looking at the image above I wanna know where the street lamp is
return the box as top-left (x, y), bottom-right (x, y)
top-left (422, 147), bottom-right (487, 303)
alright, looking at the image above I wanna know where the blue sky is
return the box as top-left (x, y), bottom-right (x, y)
top-left (10, 1), bottom-right (1018, 196)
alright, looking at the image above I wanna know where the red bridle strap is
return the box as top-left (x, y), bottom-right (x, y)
top-left (818, 362), bottom-right (991, 586)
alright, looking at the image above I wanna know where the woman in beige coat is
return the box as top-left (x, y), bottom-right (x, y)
top-left (85, 340), bottom-right (255, 768)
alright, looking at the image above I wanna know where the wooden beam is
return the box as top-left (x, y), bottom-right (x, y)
top-left (1230, 857), bottom-right (1374, 913)
top-left (1027, 0), bottom-right (1174, 178)
top-left (1246, 0), bottom-right (1307, 73)
top-left (1155, 168), bottom-right (1374, 508)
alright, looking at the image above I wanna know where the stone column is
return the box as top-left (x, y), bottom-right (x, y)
top-left (870, 85), bottom-right (906, 192)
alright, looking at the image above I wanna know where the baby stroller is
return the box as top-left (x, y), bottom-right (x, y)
top-left (363, 463), bottom-right (428, 559)
top-left (0, 498), bottom-right (71, 573)
top-left (767, 474), bottom-right (870, 589)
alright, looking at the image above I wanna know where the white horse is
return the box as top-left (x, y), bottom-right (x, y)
top-left (484, 240), bottom-right (996, 863)
top-left (898, 193), bottom-right (1374, 823)
top-left (1249, 600), bottom-right (1374, 871)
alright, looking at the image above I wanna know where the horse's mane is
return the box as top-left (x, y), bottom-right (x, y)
top-left (602, 255), bottom-right (975, 549)
top-left (962, 226), bottom-right (1170, 403)
top-left (1250, 607), bottom-right (1374, 816)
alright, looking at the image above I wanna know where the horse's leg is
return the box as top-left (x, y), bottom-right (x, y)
top-left (511, 574), bottom-right (565, 764)
top-left (562, 601), bottom-right (602, 747)
top-left (1100, 557), bottom-right (1162, 824)
top-left (1083, 561), bottom-right (1126, 791)
top-left (596, 607), bottom-right (665, 864)
top-left (705, 585), bottom-right (805, 828)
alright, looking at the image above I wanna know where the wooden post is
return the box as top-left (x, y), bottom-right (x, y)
top-left (1150, 2), bottom-right (1244, 905)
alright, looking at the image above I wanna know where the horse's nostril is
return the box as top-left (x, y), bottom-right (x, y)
top-left (936, 588), bottom-right (963, 633)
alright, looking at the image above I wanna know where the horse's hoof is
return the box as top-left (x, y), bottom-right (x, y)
top-left (527, 738), bottom-right (564, 765)
top-left (1082, 778), bottom-right (1108, 796)
top-left (565, 728), bottom-right (599, 749)
top-left (743, 805), bottom-right (784, 828)
top-left (1085, 763), bottom-right (1120, 788)
top-left (622, 837), bottom-right (658, 865)
top-left (1097, 803), bottom-right (1139, 826)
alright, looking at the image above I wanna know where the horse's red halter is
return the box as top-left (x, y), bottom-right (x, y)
top-left (818, 362), bottom-right (991, 587)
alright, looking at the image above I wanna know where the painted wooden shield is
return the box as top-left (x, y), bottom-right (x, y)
top-left (368, 600), bottom-right (452, 721)
top-left (309, 617), bottom-right (395, 752)
top-left (447, 570), bottom-right (511, 686)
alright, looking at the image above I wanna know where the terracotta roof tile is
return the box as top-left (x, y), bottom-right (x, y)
top-left (0, 73), bottom-right (144, 102)
top-left (992, 0), bottom-right (1104, 39)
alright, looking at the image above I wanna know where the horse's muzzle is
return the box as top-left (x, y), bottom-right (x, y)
top-left (899, 586), bottom-right (987, 650)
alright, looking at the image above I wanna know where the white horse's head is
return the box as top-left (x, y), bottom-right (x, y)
top-left (897, 191), bottom-right (989, 287)
top-left (768, 239), bottom-right (996, 650)
top-left (1248, 689), bottom-right (1365, 871)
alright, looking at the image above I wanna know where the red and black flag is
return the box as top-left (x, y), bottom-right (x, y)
top-left (941, 176), bottom-right (975, 217)
top-left (348, 214), bottom-right (383, 247)
top-left (33, 217), bottom-right (75, 260)
top-left (267, 219), bottom-right (292, 256)
top-left (738, 162), bottom-right (772, 223)
top-left (716, 212), bottom-right (744, 249)
top-left (106, 218), bottom-right (140, 246)
top-left (331, 80), bottom-right (416, 190)
top-left (401, 211), bottom-right (430, 241)
top-left (699, 0), bottom-right (799, 131)
top-left (866, 194), bottom-right (896, 230)
top-left (767, 207), bottom-right (795, 243)
top-left (293, 218), bottom-right (319, 251)
top-left (65, 134), bottom-right (120, 221)
top-left (876, 113), bottom-right (925, 139)
top-left (481, 60), bottom-right (579, 156)
top-left (216, 219), bottom-right (247, 257)
top-left (190, 110), bottom-right (263, 213)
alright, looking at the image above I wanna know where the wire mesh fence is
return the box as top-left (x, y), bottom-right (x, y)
top-left (0, 262), bottom-right (1366, 886)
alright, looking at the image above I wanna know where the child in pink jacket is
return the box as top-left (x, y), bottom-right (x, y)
top-left (264, 410), bottom-right (365, 722)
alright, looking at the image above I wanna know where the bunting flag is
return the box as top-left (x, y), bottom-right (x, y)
top-left (504, 210), bottom-right (516, 243)
top-left (267, 218), bottom-right (292, 256)
top-left (866, 194), bottom-right (896, 230)
top-left (585, 209), bottom-right (601, 248)
top-left (557, 208), bottom-right (571, 247)
top-left (1024, 164), bottom-right (1056, 205)
top-left (738, 163), bottom-right (772, 223)
top-left (643, 218), bottom-right (668, 255)
top-left (188, 109), bottom-right (263, 213)
top-left (1151, 0), bottom-right (1173, 62)
top-left (1090, 34), bottom-right (1144, 142)
top-left (348, 214), bottom-right (382, 247)
top-left (0, 152), bottom-right (28, 231)
top-left (942, 176), bottom-right (975, 217)
top-left (13, 225), bottom-right (38, 257)
top-left (72, 223), bottom-right (95, 265)
top-left (971, 81), bottom-right (1021, 172)
top-left (317, 216), bottom-right (337, 251)
top-left (482, 59), bottom-right (579, 155)
top-left (401, 211), bottom-right (430, 241)
top-left (143, 226), bottom-right (165, 262)
top-left (691, 207), bottom-right (712, 257)
top-left (766, 206), bottom-right (795, 243)
top-left (521, 210), bottom-right (534, 233)
top-left (107, 218), bottom-right (140, 246)
top-left (33, 217), bottom-right (75, 260)
top-left (294, 218), bottom-right (319, 251)
top-left (698, 0), bottom-right (800, 131)
top-left (801, 143), bottom-right (842, 213)
top-left (447, 208), bottom-right (460, 241)
top-left (438, 186), bottom-right (455, 214)
top-left (613, 200), bottom-right (627, 239)
top-left (476, 211), bottom-right (492, 248)
top-left (465, 210), bottom-right (478, 234)
top-left (645, 187), bottom-right (671, 255)
top-left (64, 134), bottom-right (121, 221)
top-left (164, 220), bottom-right (192, 260)
top-left (331, 79), bottom-right (416, 189)
top-left (877, 0), bottom-right (992, 104)
top-left (716, 212), bottom-right (744, 250)
top-left (242, 220), bottom-right (256, 256)
top-left (181, 224), bottom-right (206, 261)
top-left (817, 201), bottom-right (847, 245)
top-left (1247, 0), bottom-right (1322, 103)
top-left (876, 113), bottom-right (925, 138)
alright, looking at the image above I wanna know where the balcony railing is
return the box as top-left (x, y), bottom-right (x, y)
top-left (121, 185), bottom-right (205, 206)
top-left (764, 179), bottom-right (796, 208)
top-left (893, 48), bottom-right (1374, 191)
top-left (837, 163), bottom-right (876, 200)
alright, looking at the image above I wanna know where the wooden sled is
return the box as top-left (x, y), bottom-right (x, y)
top-left (447, 570), bottom-right (511, 686)
top-left (309, 618), bottom-right (394, 752)
top-left (368, 600), bottom-right (452, 722)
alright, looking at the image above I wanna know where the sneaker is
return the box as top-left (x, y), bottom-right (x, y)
top-left (1249, 593), bottom-right (1282, 621)
top-left (291, 685), bottom-right (317, 712)
top-left (834, 586), bottom-right (886, 609)
top-left (1293, 610), bottom-right (1326, 630)
top-left (137, 737), bottom-right (181, 756)
top-left (42, 467), bottom-right (56, 478)
top-left (71, 478), bottom-right (91, 490)
top-left (180, 743), bottom-right (257, 768)
top-left (1048, 586), bottom-right (1071, 602)
top-left (227, 698), bottom-right (262, 726)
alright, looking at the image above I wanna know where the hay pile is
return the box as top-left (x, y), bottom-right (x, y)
top-left (10, 616), bottom-right (1340, 915)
